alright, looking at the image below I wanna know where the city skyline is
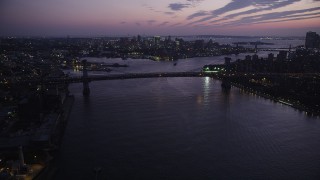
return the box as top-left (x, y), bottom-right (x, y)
top-left (1, 0), bottom-right (320, 36)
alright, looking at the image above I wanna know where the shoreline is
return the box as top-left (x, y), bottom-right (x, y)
top-left (33, 95), bottom-right (75, 180)
top-left (230, 82), bottom-right (320, 117)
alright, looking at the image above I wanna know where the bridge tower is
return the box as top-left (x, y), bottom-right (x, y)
top-left (82, 60), bottom-right (90, 96)
top-left (221, 57), bottom-right (232, 91)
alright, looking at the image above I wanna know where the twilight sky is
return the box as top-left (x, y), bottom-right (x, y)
top-left (1, 0), bottom-right (320, 36)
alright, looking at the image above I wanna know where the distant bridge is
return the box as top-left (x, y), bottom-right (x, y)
top-left (19, 59), bottom-right (319, 96)
top-left (23, 72), bottom-right (212, 85)
top-left (257, 48), bottom-right (295, 52)
top-left (21, 71), bottom-right (319, 85)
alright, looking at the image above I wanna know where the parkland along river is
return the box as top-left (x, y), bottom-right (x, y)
top-left (53, 38), bottom-right (320, 179)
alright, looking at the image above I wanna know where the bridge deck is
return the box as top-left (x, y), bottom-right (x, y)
top-left (17, 72), bottom-right (320, 85)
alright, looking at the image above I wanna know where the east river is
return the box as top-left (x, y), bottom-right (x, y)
top-left (54, 38), bottom-right (320, 179)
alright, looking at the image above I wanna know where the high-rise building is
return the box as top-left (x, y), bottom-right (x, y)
top-left (225, 57), bottom-right (231, 72)
top-left (305, 31), bottom-right (320, 49)
top-left (277, 51), bottom-right (287, 60)
top-left (225, 57), bottom-right (231, 65)
top-left (154, 36), bottom-right (161, 46)
top-left (267, 53), bottom-right (274, 61)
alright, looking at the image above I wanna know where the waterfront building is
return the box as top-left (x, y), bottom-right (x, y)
top-left (225, 57), bottom-right (231, 65)
top-left (225, 57), bottom-right (231, 72)
top-left (203, 64), bottom-right (226, 73)
top-left (277, 51), bottom-right (287, 60)
top-left (288, 51), bottom-right (296, 60)
top-left (305, 31), bottom-right (320, 49)
top-left (268, 53), bottom-right (274, 61)
top-left (252, 54), bottom-right (259, 61)
top-left (245, 55), bottom-right (252, 61)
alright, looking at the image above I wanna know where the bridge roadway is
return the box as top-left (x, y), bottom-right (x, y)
top-left (26, 72), bottom-right (208, 84)
top-left (21, 72), bottom-right (320, 85)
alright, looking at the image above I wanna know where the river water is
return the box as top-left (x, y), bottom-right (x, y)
top-left (54, 38), bottom-right (320, 179)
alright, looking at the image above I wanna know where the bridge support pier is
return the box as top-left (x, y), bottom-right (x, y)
top-left (221, 78), bottom-right (231, 91)
top-left (83, 81), bottom-right (90, 96)
top-left (82, 60), bottom-right (90, 96)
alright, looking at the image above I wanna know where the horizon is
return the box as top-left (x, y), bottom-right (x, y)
top-left (1, 0), bottom-right (320, 36)
top-left (0, 34), bottom-right (310, 39)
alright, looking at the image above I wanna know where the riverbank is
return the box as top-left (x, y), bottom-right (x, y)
top-left (230, 82), bottom-right (320, 117)
top-left (33, 95), bottom-right (74, 180)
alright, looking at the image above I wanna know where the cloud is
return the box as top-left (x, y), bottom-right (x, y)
top-left (218, 14), bottom-right (320, 28)
top-left (168, 3), bottom-right (190, 11)
top-left (147, 20), bottom-right (156, 25)
top-left (168, 0), bottom-right (205, 11)
top-left (142, 4), bottom-right (162, 14)
top-left (187, 0), bottom-right (204, 2)
top-left (187, 0), bottom-right (205, 6)
top-left (164, 12), bottom-right (175, 15)
top-left (212, 0), bottom-right (301, 16)
top-left (159, 21), bottom-right (170, 26)
top-left (226, 0), bottom-right (301, 18)
top-left (249, 10), bottom-right (320, 25)
top-left (171, 23), bottom-right (182, 27)
top-left (188, 0), bottom-right (303, 24)
top-left (206, 0), bottom-right (301, 25)
top-left (213, 7), bottom-right (320, 27)
top-left (120, 21), bottom-right (126, 24)
top-left (254, 14), bottom-right (320, 25)
top-left (188, 15), bottom-right (217, 25)
top-left (211, 0), bottom-right (252, 16)
top-left (187, 11), bottom-right (209, 20)
top-left (135, 22), bottom-right (141, 26)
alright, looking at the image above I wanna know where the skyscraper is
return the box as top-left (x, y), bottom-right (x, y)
top-left (305, 31), bottom-right (320, 49)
